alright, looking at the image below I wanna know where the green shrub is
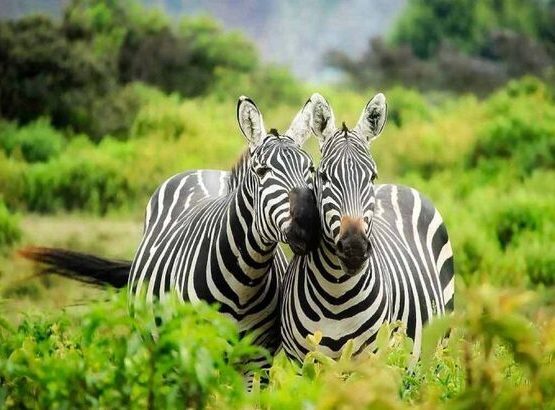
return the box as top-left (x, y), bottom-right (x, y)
top-left (0, 294), bottom-right (261, 408)
top-left (494, 203), bottom-right (544, 250)
top-left (86, 85), bottom-right (142, 142)
top-left (525, 245), bottom-right (555, 286)
top-left (390, 0), bottom-right (547, 59)
top-left (469, 78), bottom-right (555, 175)
top-left (3, 285), bottom-right (555, 408)
top-left (130, 93), bottom-right (186, 140)
top-left (472, 116), bottom-right (555, 174)
top-left (212, 65), bottom-right (305, 108)
top-left (21, 138), bottom-right (136, 214)
top-left (0, 200), bottom-right (21, 251)
top-left (0, 118), bottom-right (64, 163)
top-left (386, 86), bottom-right (431, 127)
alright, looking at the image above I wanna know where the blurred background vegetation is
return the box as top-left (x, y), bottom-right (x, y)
top-left (0, 0), bottom-right (555, 407)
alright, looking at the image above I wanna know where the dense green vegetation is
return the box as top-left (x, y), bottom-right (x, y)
top-left (0, 201), bottom-right (20, 252)
top-left (2, 286), bottom-right (555, 408)
top-left (1, 0), bottom-right (554, 408)
top-left (0, 0), bottom-right (300, 139)
top-left (327, 0), bottom-right (555, 93)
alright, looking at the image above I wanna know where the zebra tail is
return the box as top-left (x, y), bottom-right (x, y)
top-left (18, 246), bottom-right (131, 288)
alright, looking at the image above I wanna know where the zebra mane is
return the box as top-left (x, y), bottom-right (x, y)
top-left (228, 148), bottom-right (252, 190)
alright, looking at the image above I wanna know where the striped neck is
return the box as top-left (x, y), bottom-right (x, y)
top-left (222, 172), bottom-right (277, 281)
top-left (306, 239), bottom-right (384, 299)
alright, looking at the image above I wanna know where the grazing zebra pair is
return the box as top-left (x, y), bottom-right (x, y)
top-left (21, 93), bottom-right (454, 368)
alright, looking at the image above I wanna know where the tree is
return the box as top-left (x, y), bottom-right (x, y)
top-left (327, 0), bottom-right (555, 94)
top-left (0, 15), bottom-right (114, 133)
top-left (118, 16), bottom-right (258, 97)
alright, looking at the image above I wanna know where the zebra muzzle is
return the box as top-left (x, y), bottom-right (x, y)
top-left (286, 187), bottom-right (320, 255)
top-left (336, 216), bottom-right (371, 275)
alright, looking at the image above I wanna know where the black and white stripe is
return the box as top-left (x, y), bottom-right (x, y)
top-left (128, 96), bottom-right (317, 361)
top-left (20, 97), bottom-right (319, 379)
top-left (281, 93), bottom-right (454, 361)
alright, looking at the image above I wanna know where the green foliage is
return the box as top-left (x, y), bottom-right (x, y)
top-left (2, 285), bottom-right (555, 408)
top-left (392, 0), bottom-right (483, 58)
top-left (0, 118), bottom-right (64, 163)
top-left (469, 77), bottom-right (555, 175)
top-left (494, 202), bottom-right (543, 250)
top-left (0, 14), bottom-right (116, 137)
top-left (526, 246), bottom-right (555, 287)
top-left (119, 16), bottom-right (258, 98)
top-left (385, 86), bottom-right (432, 127)
top-left (130, 91), bottom-right (185, 140)
top-left (212, 66), bottom-right (305, 108)
top-left (20, 138), bottom-right (136, 214)
top-left (391, 0), bottom-right (550, 58)
top-left (0, 0), bottom-right (280, 139)
top-left (0, 294), bottom-right (261, 408)
top-left (331, 0), bottom-right (554, 94)
top-left (0, 200), bottom-right (20, 251)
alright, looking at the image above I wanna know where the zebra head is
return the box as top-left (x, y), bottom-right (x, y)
top-left (237, 96), bottom-right (319, 255)
top-left (308, 93), bottom-right (387, 275)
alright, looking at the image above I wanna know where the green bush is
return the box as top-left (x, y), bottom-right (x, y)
top-left (386, 86), bottom-right (432, 127)
top-left (86, 85), bottom-right (142, 142)
top-left (391, 0), bottom-right (547, 59)
top-left (21, 138), bottom-right (136, 214)
top-left (0, 14), bottom-right (117, 137)
top-left (2, 285), bottom-right (555, 408)
top-left (468, 77), bottom-right (555, 175)
top-left (212, 65), bottom-right (305, 109)
top-left (494, 202), bottom-right (544, 250)
top-left (0, 1), bottom-right (273, 139)
top-left (0, 118), bottom-right (64, 163)
top-left (0, 294), bottom-right (261, 408)
top-left (130, 92), bottom-right (186, 140)
top-left (472, 116), bottom-right (555, 175)
top-left (0, 200), bottom-right (21, 251)
top-left (526, 249), bottom-right (555, 286)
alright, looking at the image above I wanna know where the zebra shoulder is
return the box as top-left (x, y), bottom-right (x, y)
top-left (375, 184), bottom-right (444, 224)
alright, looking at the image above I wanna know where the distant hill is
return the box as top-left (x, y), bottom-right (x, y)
top-left (0, 0), bottom-right (406, 82)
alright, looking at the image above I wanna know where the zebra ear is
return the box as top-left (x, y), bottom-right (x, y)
top-left (285, 99), bottom-right (312, 146)
top-left (306, 93), bottom-right (336, 147)
top-left (237, 96), bottom-right (267, 148)
top-left (354, 93), bottom-right (387, 143)
top-left (285, 93), bottom-right (334, 146)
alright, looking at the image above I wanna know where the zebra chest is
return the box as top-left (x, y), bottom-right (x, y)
top-left (282, 262), bottom-right (393, 361)
top-left (301, 298), bottom-right (390, 357)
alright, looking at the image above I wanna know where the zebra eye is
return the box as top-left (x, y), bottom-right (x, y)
top-left (309, 165), bottom-right (315, 174)
top-left (319, 170), bottom-right (329, 184)
top-left (371, 173), bottom-right (378, 183)
top-left (255, 166), bottom-right (271, 178)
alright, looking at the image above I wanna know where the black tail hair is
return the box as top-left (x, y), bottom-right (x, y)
top-left (18, 247), bottom-right (131, 288)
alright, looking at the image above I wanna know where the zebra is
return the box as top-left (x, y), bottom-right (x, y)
top-left (280, 93), bottom-right (454, 362)
top-left (21, 96), bottom-right (320, 369)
